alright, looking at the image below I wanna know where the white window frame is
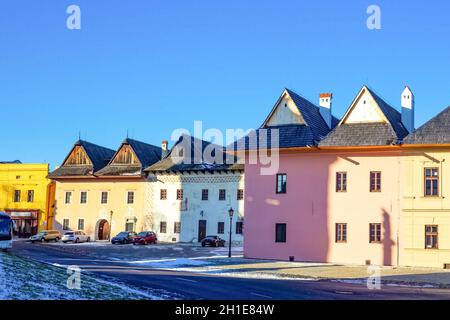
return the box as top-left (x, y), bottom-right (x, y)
top-left (80, 191), bottom-right (88, 205)
top-left (100, 191), bottom-right (109, 205)
top-left (65, 191), bottom-right (73, 205)
top-left (77, 218), bottom-right (85, 231)
top-left (127, 190), bottom-right (135, 205)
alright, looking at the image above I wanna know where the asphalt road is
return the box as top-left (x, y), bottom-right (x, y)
top-left (10, 241), bottom-right (450, 300)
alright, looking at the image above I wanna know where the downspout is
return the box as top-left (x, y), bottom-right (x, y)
top-left (396, 142), bottom-right (403, 267)
top-left (397, 155), bottom-right (401, 267)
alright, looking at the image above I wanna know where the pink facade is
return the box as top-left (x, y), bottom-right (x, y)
top-left (244, 150), bottom-right (402, 266)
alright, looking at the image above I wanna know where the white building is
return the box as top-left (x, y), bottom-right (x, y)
top-left (145, 135), bottom-right (245, 244)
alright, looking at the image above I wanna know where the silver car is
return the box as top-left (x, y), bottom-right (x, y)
top-left (62, 231), bottom-right (90, 243)
top-left (29, 230), bottom-right (61, 243)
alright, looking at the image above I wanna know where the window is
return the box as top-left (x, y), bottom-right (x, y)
top-left (127, 191), bottom-right (135, 204)
top-left (176, 189), bottom-right (183, 200)
top-left (236, 222), bottom-right (243, 234)
top-left (160, 222), bottom-right (167, 233)
top-left (217, 222), bottom-right (225, 234)
top-left (219, 189), bottom-right (226, 201)
top-left (369, 223), bottom-right (381, 243)
top-left (425, 225), bottom-right (438, 249)
top-left (335, 223), bottom-right (347, 243)
top-left (336, 172), bottom-right (347, 192)
top-left (78, 219), bottom-right (85, 230)
top-left (370, 172), bottom-right (382, 192)
top-left (26, 190), bottom-right (34, 202)
top-left (80, 191), bottom-right (87, 204)
top-left (65, 191), bottom-right (72, 204)
top-left (101, 191), bottom-right (108, 204)
top-left (125, 222), bottom-right (134, 232)
top-left (174, 222), bottom-right (181, 234)
top-left (160, 189), bottom-right (167, 200)
top-left (237, 189), bottom-right (244, 200)
top-left (275, 223), bottom-right (287, 243)
top-left (424, 168), bottom-right (439, 196)
top-left (63, 219), bottom-right (70, 231)
top-left (13, 190), bottom-right (21, 203)
top-left (201, 189), bottom-right (209, 201)
top-left (276, 174), bottom-right (287, 194)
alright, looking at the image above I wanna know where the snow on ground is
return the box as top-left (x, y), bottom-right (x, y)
top-left (125, 256), bottom-right (321, 281)
top-left (129, 257), bottom-right (212, 268)
top-left (332, 279), bottom-right (438, 288)
top-left (0, 252), bottom-right (174, 300)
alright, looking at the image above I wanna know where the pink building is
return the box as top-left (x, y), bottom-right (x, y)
top-left (241, 86), bottom-right (412, 266)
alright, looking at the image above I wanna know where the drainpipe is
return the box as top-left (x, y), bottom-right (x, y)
top-left (396, 155), bottom-right (401, 267)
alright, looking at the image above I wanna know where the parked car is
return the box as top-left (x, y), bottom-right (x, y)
top-left (29, 230), bottom-right (61, 243)
top-left (201, 235), bottom-right (226, 247)
top-left (133, 231), bottom-right (157, 245)
top-left (111, 231), bottom-right (137, 244)
top-left (62, 231), bottom-right (90, 243)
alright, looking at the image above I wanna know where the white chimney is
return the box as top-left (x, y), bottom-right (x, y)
top-left (161, 140), bottom-right (169, 159)
top-left (401, 86), bottom-right (415, 133)
top-left (319, 93), bottom-right (333, 128)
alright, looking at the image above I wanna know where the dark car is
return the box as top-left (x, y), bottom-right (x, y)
top-left (133, 231), bottom-right (157, 245)
top-left (111, 231), bottom-right (137, 244)
top-left (201, 235), bottom-right (226, 247)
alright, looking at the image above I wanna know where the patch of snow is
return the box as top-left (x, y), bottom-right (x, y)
top-left (129, 258), bottom-right (212, 268)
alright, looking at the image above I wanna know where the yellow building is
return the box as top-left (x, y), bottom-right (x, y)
top-left (0, 161), bottom-right (54, 237)
top-left (48, 139), bottom-right (162, 240)
top-left (401, 106), bottom-right (450, 268)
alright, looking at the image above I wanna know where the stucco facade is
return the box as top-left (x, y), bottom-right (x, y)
top-left (0, 163), bottom-right (54, 237)
top-left (147, 171), bottom-right (245, 244)
top-left (53, 178), bottom-right (148, 240)
top-left (244, 149), bottom-right (402, 266)
top-left (401, 147), bottom-right (450, 268)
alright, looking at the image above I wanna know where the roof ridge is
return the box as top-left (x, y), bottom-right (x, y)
top-left (124, 137), bottom-right (162, 149)
top-left (413, 105), bottom-right (450, 132)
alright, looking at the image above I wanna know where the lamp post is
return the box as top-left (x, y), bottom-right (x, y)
top-left (228, 207), bottom-right (234, 258)
top-left (109, 210), bottom-right (114, 241)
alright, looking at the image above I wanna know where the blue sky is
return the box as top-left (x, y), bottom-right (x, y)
top-left (1, 0), bottom-right (450, 168)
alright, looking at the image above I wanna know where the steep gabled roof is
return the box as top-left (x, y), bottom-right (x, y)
top-left (236, 88), bottom-right (337, 150)
top-left (283, 89), bottom-right (339, 140)
top-left (145, 134), bottom-right (243, 173)
top-left (366, 87), bottom-right (409, 139)
top-left (95, 138), bottom-right (162, 176)
top-left (48, 140), bottom-right (115, 178)
top-left (78, 140), bottom-right (116, 171)
top-left (403, 106), bottom-right (450, 145)
top-left (320, 86), bottom-right (409, 147)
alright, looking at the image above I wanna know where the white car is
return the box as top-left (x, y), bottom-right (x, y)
top-left (62, 231), bottom-right (90, 243)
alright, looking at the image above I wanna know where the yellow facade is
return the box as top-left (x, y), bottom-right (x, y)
top-left (0, 163), bottom-right (54, 237)
top-left (401, 147), bottom-right (450, 268)
top-left (53, 178), bottom-right (149, 240)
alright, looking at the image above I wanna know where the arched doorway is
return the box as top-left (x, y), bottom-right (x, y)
top-left (96, 219), bottom-right (110, 240)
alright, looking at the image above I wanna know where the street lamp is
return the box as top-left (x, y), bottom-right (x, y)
top-left (228, 207), bottom-right (234, 258)
top-left (109, 210), bottom-right (114, 241)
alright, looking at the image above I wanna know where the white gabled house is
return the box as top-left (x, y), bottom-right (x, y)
top-left (144, 134), bottom-right (245, 244)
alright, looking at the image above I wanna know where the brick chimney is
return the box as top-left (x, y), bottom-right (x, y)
top-left (161, 140), bottom-right (169, 159)
top-left (319, 93), bottom-right (333, 128)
